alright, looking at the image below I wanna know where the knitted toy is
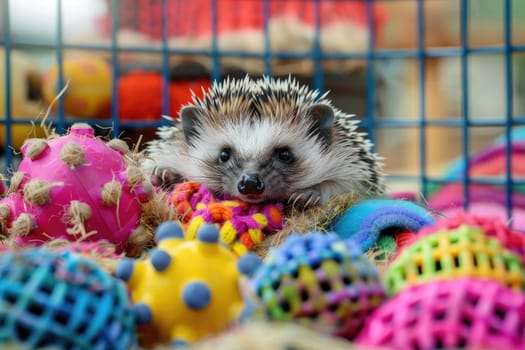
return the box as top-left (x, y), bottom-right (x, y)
top-left (169, 182), bottom-right (284, 256)
top-left (331, 198), bottom-right (436, 255)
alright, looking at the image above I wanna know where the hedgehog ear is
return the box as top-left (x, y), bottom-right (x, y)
top-left (306, 104), bottom-right (334, 144)
top-left (180, 106), bottom-right (203, 144)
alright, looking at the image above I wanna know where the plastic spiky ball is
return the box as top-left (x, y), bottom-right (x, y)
top-left (115, 221), bottom-right (262, 348)
top-left (250, 232), bottom-right (386, 339)
top-left (0, 248), bottom-right (136, 350)
top-left (384, 225), bottom-right (525, 296)
top-left (356, 278), bottom-right (525, 350)
top-left (0, 123), bottom-right (152, 254)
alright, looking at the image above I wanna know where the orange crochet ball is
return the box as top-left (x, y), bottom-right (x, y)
top-left (169, 182), bottom-right (284, 256)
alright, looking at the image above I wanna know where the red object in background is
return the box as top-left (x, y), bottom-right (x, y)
top-left (101, 0), bottom-right (386, 40)
top-left (117, 71), bottom-right (211, 121)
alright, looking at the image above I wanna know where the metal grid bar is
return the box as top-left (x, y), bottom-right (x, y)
top-left (504, 0), bottom-right (514, 220)
top-left (161, 0), bottom-right (171, 118)
top-left (55, 0), bottom-right (66, 134)
top-left (460, 0), bottom-right (471, 211)
top-left (416, 0), bottom-right (427, 198)
top-left (364, 0), bottom-right (376, 146)
top-left (4, 40), bottom-right (525, 58)
top-left (262, 0), bottom-right (272, 75)
top-left (109, 0), bottom-right (120, 138)
top-left (210, 0), bottom-right (221, 82)
top-left (2, 0), bottom-right (13, 172)
top-left (0, 0), bottom-right (521, 224)
top-left (312, 0), bottom-right (324, 92)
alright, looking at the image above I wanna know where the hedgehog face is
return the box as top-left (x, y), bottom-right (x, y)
top-left (214, 147), bottom-right (297, 203)
top-left (179, 105), bottom-right (333, 204)
top-left (187, 117), bottom-right (306, 203)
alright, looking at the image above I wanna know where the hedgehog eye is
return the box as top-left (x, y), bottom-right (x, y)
top-left (275, 148), bottom-right (294, 164)
top-left (219, 148), bottom-right (232, 163)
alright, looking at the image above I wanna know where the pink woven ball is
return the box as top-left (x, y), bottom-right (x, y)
top-left (0, 123), bottom-right (151, 254)
top-left (356, 278), bottom-right (525, 350)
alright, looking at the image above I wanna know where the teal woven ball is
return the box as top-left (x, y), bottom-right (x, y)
top-left (0, 248), bottom-right (136, 349)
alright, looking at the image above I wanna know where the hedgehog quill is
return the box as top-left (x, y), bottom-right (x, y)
top-left (142, 76), bottom-right (385, 208)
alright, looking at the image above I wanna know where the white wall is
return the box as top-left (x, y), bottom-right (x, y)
top-left (8, 0), bottom-right (107, 41)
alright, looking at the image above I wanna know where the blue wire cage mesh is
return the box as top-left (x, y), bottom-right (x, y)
top-left (1, 0), bottom-right (524, 229)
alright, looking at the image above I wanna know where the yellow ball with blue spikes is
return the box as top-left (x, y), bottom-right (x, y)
top-left (116, 221), bottom-right (261, 348)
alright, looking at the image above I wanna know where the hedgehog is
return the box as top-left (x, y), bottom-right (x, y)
top-left (142, 76), bottom-right (385, 208)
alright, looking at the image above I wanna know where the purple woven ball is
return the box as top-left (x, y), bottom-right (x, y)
top-left (356, 277), bottom-right (525, 350)
top-left (250, 232), bottom-right (386, 339)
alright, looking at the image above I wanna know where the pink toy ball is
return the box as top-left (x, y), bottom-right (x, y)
top-left (0, 123), bottom-right (153, 255)
top-left (356, 278), bottom-right (525, 350)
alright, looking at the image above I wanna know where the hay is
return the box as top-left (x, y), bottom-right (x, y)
top-left (0, 204), bottom-right (10, 238)
top-left (125, 225), bottom-right (154, 257)
top-left (364, 247), bottom-right (392, 277)
top-left (254, 192), bottom-right (365, 258)
top-left (11, 213), bottom-right (34, 237)
top-left (106, 135), bottom-right (160, 257)
top-left (0, 204), bottom-right (10, 221)
top-left (65, 200), bottom-right (97, 240)
top-left (24, 138), bottom-right (48, 160)
top-left (60, 141), bottom-right (85, 168)
top-left (101, 180), bottom-right (122, 207)
top-left (127, 165), bottom-right (146, 187)
top-left (8, 171), bottom-right (25, 194)
top-left (138, 190), bottom-right (173, 237)
top-left (45, 239), bottom-right (123, 274)
top-left (107, 138), bottom-right (131, 154)
top-left (23, 179), bottom-right (62, 206)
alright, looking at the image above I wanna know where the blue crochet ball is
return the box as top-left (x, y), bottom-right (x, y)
top-left (0, 248), bottom-right (136, 350)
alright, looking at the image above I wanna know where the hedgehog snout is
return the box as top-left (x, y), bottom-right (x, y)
top-left (237, 173), bottom-right (265, 195)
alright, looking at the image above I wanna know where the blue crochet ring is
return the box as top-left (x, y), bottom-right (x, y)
top-left (331, 198), bottom-right (436, 251)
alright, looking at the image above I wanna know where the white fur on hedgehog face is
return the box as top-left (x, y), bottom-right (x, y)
top-left (184, 116), bottom-right (330, 203)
